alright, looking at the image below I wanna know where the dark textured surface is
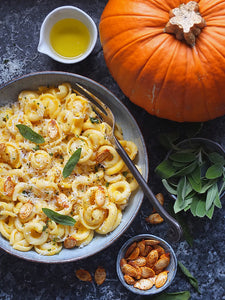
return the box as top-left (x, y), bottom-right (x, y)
top-left (0, 1), bottom-right (225, 299)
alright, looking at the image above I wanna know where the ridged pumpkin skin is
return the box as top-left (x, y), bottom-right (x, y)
top-left (99, 0), bottom-right (225, 122)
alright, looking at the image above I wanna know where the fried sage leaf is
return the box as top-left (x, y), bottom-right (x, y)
top-left (16, 124), bottom-right (45, 144)
top-left (178, 261), bottom-right (200, 294)
top-left (42, 208), bottom-right (76, 226)
top-left (63, 148), bottom-right (82, 178)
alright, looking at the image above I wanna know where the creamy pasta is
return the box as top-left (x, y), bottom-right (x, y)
top-left (0, 83), bottom-right (140, 255)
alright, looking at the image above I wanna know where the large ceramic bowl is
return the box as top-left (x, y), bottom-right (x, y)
top-left (0, 71), bottom-right (148, 263)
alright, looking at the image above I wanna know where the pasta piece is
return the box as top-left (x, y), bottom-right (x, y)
top-left (23, 220), bottom-right (49, 245)
top-left (95, 202), bottom-right (119, 234)
top-left (35, 241), bottom-right (62, 255)
top-left (108, 181), bottom-right (131, 205)
top-left (29, 150), bottom-right (52, 171)
top-left (24, 99), bottom-right (44, 122)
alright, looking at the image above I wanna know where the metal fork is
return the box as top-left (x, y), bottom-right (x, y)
top-left (74, 83), bottom-right (182, 242)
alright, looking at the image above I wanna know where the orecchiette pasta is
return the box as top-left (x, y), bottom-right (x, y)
top-left (0, 83), bottom-right (140, 255)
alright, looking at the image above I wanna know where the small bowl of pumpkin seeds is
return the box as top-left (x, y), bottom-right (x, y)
top-left (155, 137), bottom-right (225, 219)
top-left (116, 234), bottom-right (177, 295)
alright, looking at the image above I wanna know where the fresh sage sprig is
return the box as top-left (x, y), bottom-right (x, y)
top-left (62, 148), bottom-right (82, 178)
top-left (178, 261), bottom-right (201, 294)
top-left (42, 208), bottom-right (76, 226)
top-left (155, 144), bottom-right (225, 219)
top-left (148, 291), bottom-right (191, 300)
top-left (16, 124), bottom-right (45, 144)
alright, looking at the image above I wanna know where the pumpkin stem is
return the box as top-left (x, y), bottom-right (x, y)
top-left (164, 1), bottom-right (206, 47)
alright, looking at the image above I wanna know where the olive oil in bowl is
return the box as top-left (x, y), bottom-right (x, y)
top-left (50, 18), bottom-right (90, 58)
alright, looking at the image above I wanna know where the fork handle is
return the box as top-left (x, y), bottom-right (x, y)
top-left (114, 137), bottom-right (182, 242)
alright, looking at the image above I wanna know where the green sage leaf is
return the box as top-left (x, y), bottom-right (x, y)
top-left (169, 152), bottom-right (196, 163)
top-left (184, 180), bottom-right (193, 198)
top-left (172, 161), bottom-right (189, 168)
top-left (205, 164), bottom-right (223, 179)
top-left (173, 161), bottom-right (198, 177)
top-left (208, 152), bottom-right (225, 165)
top-left (206, 204), bottom-right (214, 219)
top-left (199, 179), bottom-right (217, 194)
top-left (206, 183), bottom-right (218, 211)
top-left (185, 190), bottom-right (197, 200)
top-left (174, 197), bottom-right (193, 214)
top-left (214, 192), bottom-right (222, 208)
top-left (16, 124), bottom-right (45, 144)
top-left (62, 148), bottom-right (82, 178)
top-left (177, 176), bottom-right (187, 204)
top-left (218, 180), bottom-right (225, 196)
top-left (184, 203), bottom-right (192, 212)
top-left (187, 165), bottom-right (201, 192)
top-left (42, 208), bottom-right (76, 226)
top-left (195, 199), bottom-right (206, 217)
top-left (151, 291), bottom-right (191, 300)
top-left (190, 196), bottom-right (199, 217)
top-left (158, 132), bottom-right (180, 150)
top-left (162, 179), bottom-right (177, 195)
top-left (178, 261), bottom-right (201, 294)
top-left (155, 159), bottom-right (176, 179)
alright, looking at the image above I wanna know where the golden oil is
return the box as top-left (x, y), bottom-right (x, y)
top-left (50, 18), bottom-right (90, 58)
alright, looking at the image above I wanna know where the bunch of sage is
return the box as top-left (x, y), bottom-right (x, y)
top-left (155, 144), bottom-right (225, 219)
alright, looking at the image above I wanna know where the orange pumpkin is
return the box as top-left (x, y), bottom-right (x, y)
top-left (99, 0), bottom-right (225, 122)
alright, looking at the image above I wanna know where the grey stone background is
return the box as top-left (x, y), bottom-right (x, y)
top-left (0, 1), bottom-right (224, 299)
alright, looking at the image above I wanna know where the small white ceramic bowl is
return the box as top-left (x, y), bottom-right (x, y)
top-left (116, 234), bottom-right (177, 295)
top-left (38, 6), bottom-right (98, 64)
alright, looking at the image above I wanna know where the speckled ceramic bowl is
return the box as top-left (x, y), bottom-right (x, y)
top-left (0, 71), bottom-right (148, 263)
top-left (116, 234), bottom-right (177, 295)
